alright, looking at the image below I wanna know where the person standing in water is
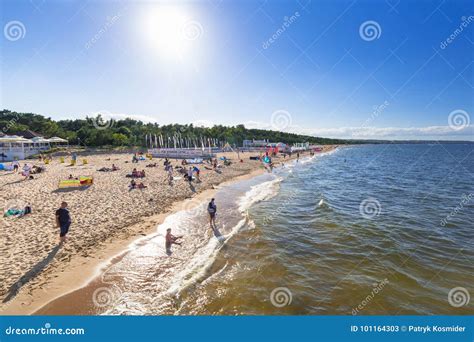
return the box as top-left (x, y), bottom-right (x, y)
top-left (165, 228), bottom-right (182, 254)
top-left (208, 198), bottom-right (217, 229)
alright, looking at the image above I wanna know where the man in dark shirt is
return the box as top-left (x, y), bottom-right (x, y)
top-left (55, 201), bottom-right (71, 243)
top-left (208, 198), bottom-right (217, 229)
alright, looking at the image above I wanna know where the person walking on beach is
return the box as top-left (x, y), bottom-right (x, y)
top-left (165, 228), bottom-right (182, 254)
top-left (166, 164), bottom-right (173, 185)
top-left (193, 166), bottom-right (200, 182)
top-left (12, 159), bottom-right (20, 173)
top-left (187, 166), bottom-right (193, 182)
top-left (55, 201), bottom-right (71, 243)
top-left (208, 198), bottom-right (217, 229)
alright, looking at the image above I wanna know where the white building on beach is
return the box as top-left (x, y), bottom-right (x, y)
top-left (0, 135), bottom-right (68, 162)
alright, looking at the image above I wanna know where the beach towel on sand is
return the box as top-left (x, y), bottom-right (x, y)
top-left (58, 176), bottom-right (93, 188)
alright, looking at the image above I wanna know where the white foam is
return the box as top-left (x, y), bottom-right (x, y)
top-left (163, 177), bottom-right (283, 298)
top-left (238, 177), bottom-right (282, 212)
top-left (165, 218), bottom-right (247, 297)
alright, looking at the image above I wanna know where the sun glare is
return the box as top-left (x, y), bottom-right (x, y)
top-left (144, 6), bottom-right (199, 59)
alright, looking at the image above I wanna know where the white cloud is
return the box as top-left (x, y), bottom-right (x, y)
top-left (243, 121), bottom-right (474, 141)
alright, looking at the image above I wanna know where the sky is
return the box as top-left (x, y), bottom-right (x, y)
top-left (1, 0), bottom-right (473, 140)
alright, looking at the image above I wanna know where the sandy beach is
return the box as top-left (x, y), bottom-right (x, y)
top-left (0, 147), bottom-right (336, 315)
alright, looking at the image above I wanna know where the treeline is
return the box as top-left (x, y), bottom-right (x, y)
top-left (0, 109), bottom-right (353, 147)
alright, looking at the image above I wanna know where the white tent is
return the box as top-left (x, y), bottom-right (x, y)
top-left (48, 136), bottom-right (68, 143)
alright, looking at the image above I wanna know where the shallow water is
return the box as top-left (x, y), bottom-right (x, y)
top-left (84, 144), bottom-right (473, 315)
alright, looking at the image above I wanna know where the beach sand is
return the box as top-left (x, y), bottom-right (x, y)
top-left (0, 146), bottom-right (337, 315)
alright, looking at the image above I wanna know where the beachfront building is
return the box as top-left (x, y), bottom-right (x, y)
top-left (0, 135), bottom-right (42, 161)
top-left (0, 135), bottom-right (68, 162)
top-left (242, 139), bottom-right (269, 148)
top-left (48, 136), bottom-right (69, 147)
top-left (291, 142), bottom-right (310, 152)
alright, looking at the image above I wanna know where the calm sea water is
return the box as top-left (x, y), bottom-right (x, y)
top-left (51, 144), bottom-right (473, 315)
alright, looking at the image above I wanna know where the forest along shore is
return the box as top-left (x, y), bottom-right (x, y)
top-left (0, 146), bottom-right (337, 314)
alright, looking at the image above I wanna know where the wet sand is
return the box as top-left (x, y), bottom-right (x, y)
top-left (0, 147), bottom-right (337, 315)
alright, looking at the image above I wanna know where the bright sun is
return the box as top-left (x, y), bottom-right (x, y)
top-left (144, 6), bottom-right (200, 59)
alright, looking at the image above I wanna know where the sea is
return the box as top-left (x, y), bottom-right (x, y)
top-left (39, 143), bottom-right (474, 315)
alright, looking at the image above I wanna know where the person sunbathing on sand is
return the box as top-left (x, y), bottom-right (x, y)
top-left (112, 164), bottom-right (119, 171)
top-left (165, 228), bottom-right (182, 254)
top-left (129, 179), bottom-right (137, 190)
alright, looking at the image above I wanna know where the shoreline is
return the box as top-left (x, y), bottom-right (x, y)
top-left (1, 168), bottom-right (265, 316)
top-left (1, 146), bottom-right (338, 315)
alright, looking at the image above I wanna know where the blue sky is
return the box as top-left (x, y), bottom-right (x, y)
top-left (1, 0), bottom-right (473, 140)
